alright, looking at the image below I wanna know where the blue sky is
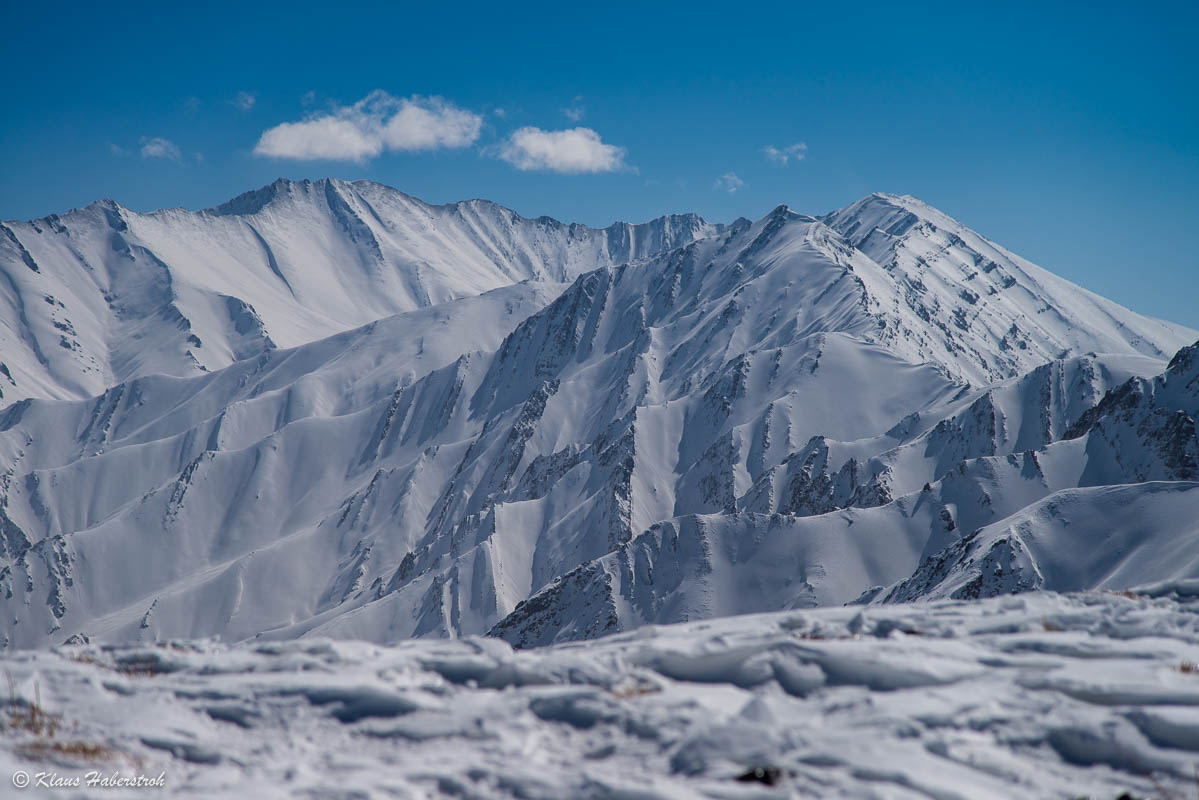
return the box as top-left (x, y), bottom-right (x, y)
top-left (3, 0), bottom-right (1197, 327)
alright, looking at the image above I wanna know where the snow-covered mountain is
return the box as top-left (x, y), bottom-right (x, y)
top-left (0, 178), bottom-right (720, 404)
top-left (0, 183), bottom-right (1196, 652)
top-left (493, 341), bottom-right (1199, 644)
top-left (881, 341), bottom-right (1199, 603)
top-left (823, 193), bottom-right (1188, 383)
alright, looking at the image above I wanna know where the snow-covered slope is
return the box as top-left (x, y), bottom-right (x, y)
top-left (878, 344), bottom-right (1199, 603)
top-left (490, 344), bottom-right (1199, 645)
top-left (1065, 340), bottom-right (1199, 483)
top-left (0, 181), bottom-right (1196, 653)
top-left (883, 482), bottom-right (1199, 602)
top-left (739, 351), bottom-right (1164, 518)
top-left (0, 178), bottom-right (720, 404)
top-left (823, 193), bottom-right (1192, 383)
top-left (0, 209), bottom-right (969, 648)
top-left (4, 591), bottom-right (1199, 799)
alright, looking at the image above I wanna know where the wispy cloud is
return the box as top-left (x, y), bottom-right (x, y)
top-left (713, 172), bottom-right (745, 193)
top-left (498, 127), bottom-right (627, 174)
top-left (253, 91), bottom-right (483, 162)
top-left (140, 137), bottom-right (182, 161)
top-left (109, 143), bottom-right (130, 157)
top-left (562, 96), bottom-right (584, 122)
top-left (762, 142), bottom-right (807, 165)
top-left (231, 91), bottom-right (257, 111)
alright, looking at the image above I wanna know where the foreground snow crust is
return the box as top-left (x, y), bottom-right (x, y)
top-left (3, 590), bottom-right (1199, 799)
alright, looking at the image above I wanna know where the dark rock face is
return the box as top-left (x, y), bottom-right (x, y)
top-left (1066, 339), bottom-right (1199, 482)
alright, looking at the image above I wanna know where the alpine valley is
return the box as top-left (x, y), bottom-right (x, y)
top-left (0, 179), bottom-right (1195, 652)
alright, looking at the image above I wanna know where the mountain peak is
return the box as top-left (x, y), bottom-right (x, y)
top-left (79, 197), bottom-right (127, 215)
top-left (831, 192), bottom-right (945, 228)
top-left (206, 177), bottom-right (389, 216)
top-left (818, 191), bottom-right (1196, 384)
top-left (207, 177), bottom-right (299, 216)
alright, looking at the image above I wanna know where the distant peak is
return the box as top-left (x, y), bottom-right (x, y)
top-left (820, 192), bottom-right (911, 210)
top-left (1167, 339), bottom-right (1199, 375)
top-left (762, 204), bottom-right (814, 226)
top-left (84, 197), bottom-right (125, 212)
top-left (207, 177), bottom-right (396, 217)
top-left (859, 192), bottom-right (930, 210)
top-left (194, 179), bottom-right (718, 231)
top-left (822, 192), bottom-right (959, 236)
top-left (207, 177), bottom-right (324, 216)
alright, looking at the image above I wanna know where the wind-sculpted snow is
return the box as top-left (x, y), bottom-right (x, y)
top-left (4, 593), bottom-right (1199, 798)
top-left (0, 178), bottom-right (720, 404)
top-left (1, 181), bottom-right (1198, 653)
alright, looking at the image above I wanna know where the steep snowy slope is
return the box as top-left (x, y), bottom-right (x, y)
top-left (491, 343), bottom-right (1199, 645)
top-left (0, 280), bottom-right (569, 648)
top-left (884, 482), bottom-right (1199, 602)
top-left (824, 193), bottom-right (1193, 383)
top-left (739, 351), bottom-right (1166, 518)
top-left (876, 344), bottom-right (1199, 603)
top-left (0, 178), bottom-right (719, 404)
top-left (1065, 340), bottom-right (1199, 483)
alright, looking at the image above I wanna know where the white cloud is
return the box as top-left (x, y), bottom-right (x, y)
top-left (493, 107), bottom-right (506, 118)
top-left (498, 127), bottom-right (627, 174)
top-left (762, 142), bottom-right (808, 165)
top-left (383, 98), bottom-right (481, 151)
top-left (232, 91), bottom-right (256, 111)
top-left (713, 172), bottom-right (745, 193)
top-left (109, 143), bottom-right (129, 157)
top-left (253, 91), bottom-right (482, 162)
top-left (140, 137), bottom-right (182, 161)
top-left (256, 117), bottom-right (381, 161)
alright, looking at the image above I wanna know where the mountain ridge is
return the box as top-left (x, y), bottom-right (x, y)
top-left (0, 178), bottom-right (724, 405)
top-left (0, 181), bottom-right (1196, 651)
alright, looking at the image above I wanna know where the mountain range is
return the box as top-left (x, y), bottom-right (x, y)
top-left (0, 179), bottom-right (1195, 651)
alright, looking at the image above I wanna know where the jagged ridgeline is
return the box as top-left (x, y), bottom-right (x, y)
top-left (0, 178), bottom-right (721, 405)
top-left (0, 182), bottom-right (1195, 649)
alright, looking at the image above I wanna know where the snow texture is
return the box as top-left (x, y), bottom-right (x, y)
top-left (3, 592), bottom-right (1199, 798)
